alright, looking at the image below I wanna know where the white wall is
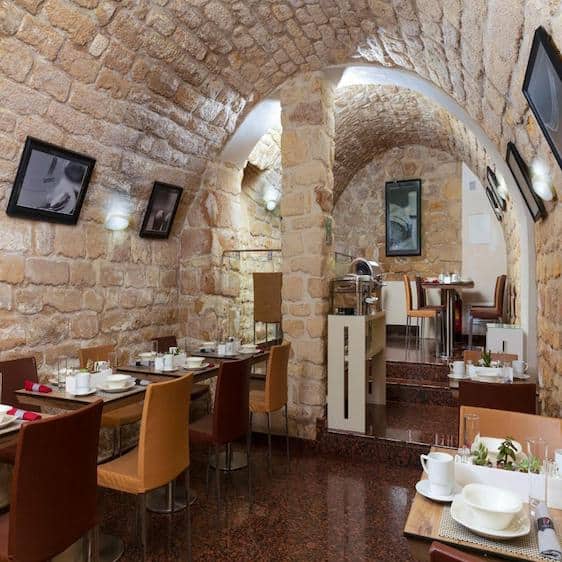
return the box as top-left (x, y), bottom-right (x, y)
top-left (460, 163), bottom-right (507, 333)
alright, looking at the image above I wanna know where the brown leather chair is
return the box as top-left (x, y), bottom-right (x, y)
top-left (404, 274), bottom-right (442, 344)
top-left (0, 357), bottom-right (40, 465)
top-left (0, 400), bottom-right (103, 561)
top-left (250, 342), bottom-right (291, 473)
top-left (189, 359), bottom-right (251, 520)
top-left (98, 375), bottom-right (193, 559)
top-left (468, 274), bottom-right (506, 347)
top-left (459, 380), bottom-right (536, 414)
top-left (80, 344), bottom-right (143, 458)
top-left (462, 350), bottom-right (518, 364)
top-left (429, 541), bottom-right (481, 561)
top-left (152, 335), bottom-right (210, 404)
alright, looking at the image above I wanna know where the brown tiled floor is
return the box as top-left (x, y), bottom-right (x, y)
top-left (99, 440), bottom-right (420, 561)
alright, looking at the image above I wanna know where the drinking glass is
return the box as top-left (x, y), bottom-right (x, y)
top-left (108, 351), bottom-right (118, 370)
top-left (152, 340), bottom-right (158, 354)
top-left (527, 437), bottom-right (549, 514)
top-left (461, 413), bottom-right (480, 463)
top-left (57, 356), bottom-right (68, 389)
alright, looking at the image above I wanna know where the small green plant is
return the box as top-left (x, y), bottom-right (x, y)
top-left (472, 442), bottom-right (490, 466)
top-left (481, 349), bottom-right (493, 367)
top-left (517, 455), bottom-right (542, 474)
top-left (497, 436), bottom-right (518, 468)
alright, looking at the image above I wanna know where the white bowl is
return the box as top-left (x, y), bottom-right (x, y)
top-left (139, 352), bottom-right (156, 359)
top-left (106, 374), bottom-right (132, 388)
top-left (462, 484), bottom-right (522, 530)
top-left (185, 356), bottom-right (204, 367)
top-left (239, 345), bottom-right (258, 354)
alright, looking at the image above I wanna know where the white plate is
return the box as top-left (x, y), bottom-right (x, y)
top-left (70, 388), bottom-right (97, 397)
top-left (415, 480), bottom-right (461, 502)
top-left (184, 362), bottom-right (210, 370)
top-left (239, 346), bottom-right (258, 354)
top-left (448, 372), bottom-right (468, 380)
top-left (513, 373), bottom-right (530, 380)
top-left (96, 381), bottom-right (136, 393)
top-left (48, 378), bottom-right (59, 386)
top-left (0, 414), bottom-right (16, 429)
top-left (474, 367), bottom-right (502, 378)
top-left (450, 495), bottom-right (530, 539)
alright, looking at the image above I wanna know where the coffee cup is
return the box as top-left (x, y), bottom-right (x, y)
top-left (168, 347), bottom-right (178, 354)
top-left (420, 452), bottom-right (454, 496)
top-left (163, 353), bottom-right (174, 371)
top-left (449, 361), bottom-right (465, 377)
top-left (154, 355), bottom-right (165, 371)
top-left (75, 372), bottom-right (90, 392)
top-left (512, 360), bottom-right (527, 376)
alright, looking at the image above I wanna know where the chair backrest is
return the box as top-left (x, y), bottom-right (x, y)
top-left (402, 274), bottom-right (413, 313)
top-left (414, 276), bottom-right (426, 308)
top-left (213, 359), bottom-right (250, 445)
top-left (0, 357), bottom-right (40, 412)
top-left (265, 342), bottom-right (291, 411)
top-left (459, 381), bottom-right (536, 414)
top-left (9, 401), bottom-right (103, 561)
top-left (429, 541), bottom-right (481, 561)
top-left (138, 374), bottom-right (192, 491)
top-left (152, 336), bottom-right (178, 353)
top-left (78, 344), bottom-right (114, 369)
top-left (462, 350), bottom-right (518, 363)
top-left (458, 406), bottom-right (562, 450)
top-left (494, 274), bottom-right (507, 313)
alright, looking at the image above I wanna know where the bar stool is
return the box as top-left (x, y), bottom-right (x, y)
top-left (98, 374), bottom-right (193, 560)
top-left (249, 342), bottom-right (291, 474)
top-left (189, 359), bottom-right (251, 522)
top-left (403, 274), bottom-right (441, 345)
top-left (80, 344), bottom-right (143, 458)
top-left (0, 401), bottom-right (103, 561)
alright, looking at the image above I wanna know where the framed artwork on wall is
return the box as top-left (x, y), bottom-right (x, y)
top-left (506, 142), bottom-right (546, 222)
top-left (522, 26), bottom-right (562, 170)
top-left (6, 137), bottom-right (95, 224)
top-left (485, 186), bottom-right (503, 222)
top-left (486, 166), bottom-right (506, 211)
top-left (385, 179), bottom-right (421, 257)
top-left (139, 182), bottom-right (183, 239)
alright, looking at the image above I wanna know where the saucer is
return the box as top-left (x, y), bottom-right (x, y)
top-left (0, 414), bottom-right (16, 429)
top-left (184, 362), bottom-right (210, 370)
top-left (447, 372), bottom-right (467, 380)
top-left (513, 373), bottom-right (530, 380)
top-left (71, 388), bottom-right (97, 397)
top-left (97, 381), bottom-right (136, 393)
top-left (450, 495), bottom-right (530, 539)
top-left (415, 480), bottom-right (460, 502)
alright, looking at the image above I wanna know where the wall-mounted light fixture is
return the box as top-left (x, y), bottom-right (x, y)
top-left (104, 213), bottom-right (129, 231)
top-left (263, 186), bottom-right (281, 212)
top-left (531, 158), bottom-right (556, 201)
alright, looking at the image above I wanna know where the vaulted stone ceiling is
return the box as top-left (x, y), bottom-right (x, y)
top-left (333, 84), bottom-right (486, 200)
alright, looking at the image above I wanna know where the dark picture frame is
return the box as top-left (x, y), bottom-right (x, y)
top-left (385, 179), bottom-right (422, 257)
top-left (486, 166), bottom-right (506, 211)
top-left (506, 142), bottom-right (546, 222)
top-left (485, 186), bottom-right (503, 222)
top-left (522, 26), bottom-right (562, 170)
top-left (6, 137), bottom-right (95, 225)
top-left (139, 182), bottom-right (183, 239)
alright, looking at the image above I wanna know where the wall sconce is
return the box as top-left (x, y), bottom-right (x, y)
top-left (531, 158), bottom-right (556, 201)
top-left (104, 213), bottom-right (129, 231)
top-left (264, 199), bottom-right (277, 211)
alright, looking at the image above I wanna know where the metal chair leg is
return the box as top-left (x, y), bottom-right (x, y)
top-left (205, 446), bottom-right (211, 495)
top-left (215, 444), bottom-right (221, 525)
top-left (246, 424), bottom-right (252, 506)
top-left (185, 468), bottom-right (191, 562)
top-left (266, 412), bottom-right (272, 475)
top-left (138, 493), bottom-right (147, 560)
top-left (284, 404), bottom-right (290, 465)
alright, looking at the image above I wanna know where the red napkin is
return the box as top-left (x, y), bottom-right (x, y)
top-left (7, 408), bottom-right (42, 421)
top-left (24, 380), bottom-right (52, 394)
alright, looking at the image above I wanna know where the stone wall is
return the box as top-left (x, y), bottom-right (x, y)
top-left (335, 145), bottom-right (461, 279)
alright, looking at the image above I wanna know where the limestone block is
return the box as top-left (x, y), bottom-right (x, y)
top-left (44, 0), bottom-right (97, 45)
top-left (69, 261), bottom-right (97, 286)
top-left (16, 15), bottom-right (65, 60)
top-left (45, 287), bottom-right (83, 312)
top-left (26, 258), bottom-right (69, 285)
top-left (82, 288), bottom-right (104, 312)
top-left (0, 255), bottom-right (25, 284)
top-left (70, 311), bottom-right (99, 339)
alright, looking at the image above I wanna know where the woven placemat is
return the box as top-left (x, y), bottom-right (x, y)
top-left (439, 506), bottom-right (551, 561)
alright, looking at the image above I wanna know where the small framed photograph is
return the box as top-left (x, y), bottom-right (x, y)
top-left (6, 137), bottom-right (95, 224)
top-left (485, 186), bottom-right (503, 222)
top-left (522, 26), bottom-right (562, 170)
top-left (486, 166), bottom-right (506, 211)
top-left (385, 179), bottom-right (422, 256)
top-left (506, 142), bottom-right (546, 222)
top-left (139, 182), bottom-right (183, 239)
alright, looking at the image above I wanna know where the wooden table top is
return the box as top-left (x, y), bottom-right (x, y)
top-left (422, 281), bottom-right (475, 290)
top-left (404, 446), bottom-right (562, 561)
top-left (15, 385), bottom-right (146, 413)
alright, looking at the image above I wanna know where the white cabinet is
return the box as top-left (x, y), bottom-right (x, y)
top-left (486, 323), bottom-right (524, 359)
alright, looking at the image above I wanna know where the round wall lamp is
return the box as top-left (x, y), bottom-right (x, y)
top-left (265, 199), bottom-right (277, 211)
top-left (531, 158), bottom-right (556, 201)
top-left (104, 213), bottom-right (129, 231)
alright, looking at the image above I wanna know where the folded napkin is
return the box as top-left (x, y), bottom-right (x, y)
top-left (7, 408), bottom-right (42, 421)
top-left (536, 503), bottom-right (562, 560)
top-left (24, 380), bottom-right (52, 393)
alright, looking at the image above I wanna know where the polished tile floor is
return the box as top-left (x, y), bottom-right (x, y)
top-left (99, 440), bottom-right (420, 561)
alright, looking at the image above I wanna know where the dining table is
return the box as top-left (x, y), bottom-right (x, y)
top-left (422, 280), bottom-right (475, 359)
top-left (404, 445), bottom-right (562, 561)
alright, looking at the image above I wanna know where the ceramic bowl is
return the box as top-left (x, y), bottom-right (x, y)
top-left (462, 483), bottom-right (522, 530)
top-left (185, 356), bottom-right (205, 368)
top-left (106, 374), bottom-right (132, 389)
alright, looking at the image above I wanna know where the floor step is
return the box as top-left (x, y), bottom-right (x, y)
top-left (386, 380), bottom-right (458, 407)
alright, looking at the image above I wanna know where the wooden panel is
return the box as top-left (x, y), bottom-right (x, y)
top-left (253, 272), bottom-right (282, 323)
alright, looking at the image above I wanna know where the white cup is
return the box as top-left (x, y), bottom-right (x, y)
top-left (217, 343), bottom-right (227, 356)
top-left (163, 354), bottom-right (174, 370)
top-left (75, 372), bottom-right (90, 392)
top-left (154, 355), bottom-right (165, 371)
top-left (168, 347), bottom-right (178, 354)
top-left (449, 361), bottom-right (465, 377)
top-left (451, 273), bottom-right (460, 282)
top-left (420, 452), bottom-right (454, 496)
top-left (512, 360), bottom-right (527, 376)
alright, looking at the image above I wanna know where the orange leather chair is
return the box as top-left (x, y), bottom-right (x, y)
top-left (0, 401), bottom-right (103, 561)
top-left (404, 274), bottom-right (442, 344)
top-left (98, 374), bottom-right (193, 559)
top-left (80, 344), bottom-right (143, 458)
top-left (250, 342), bottom-right (291, 473)
top-left (467, 274), bottom-right (506, 347)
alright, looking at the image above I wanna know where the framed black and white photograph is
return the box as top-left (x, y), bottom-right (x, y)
top-left (6, 137), bottom-right (95, 224)
top-left (139, 182), bottom-right (183, 239)
top-left (385, 179), bottom-right (421, 257)
top-left (486, 166), bottom-right (506, 211)
top-left (485, 186), bottom-right (503, 222)
top-left (506, 142), bottom-right (546, 222)
top-left (522, 26), bottom-right (562, 169)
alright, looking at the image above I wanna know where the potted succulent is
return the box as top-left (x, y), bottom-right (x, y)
top-left (480, 350), bottom-right (493, 367)
top-left (472, 442), bottom-right (492, 467)
top-left (496, 437), bottom-right (518, 470)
